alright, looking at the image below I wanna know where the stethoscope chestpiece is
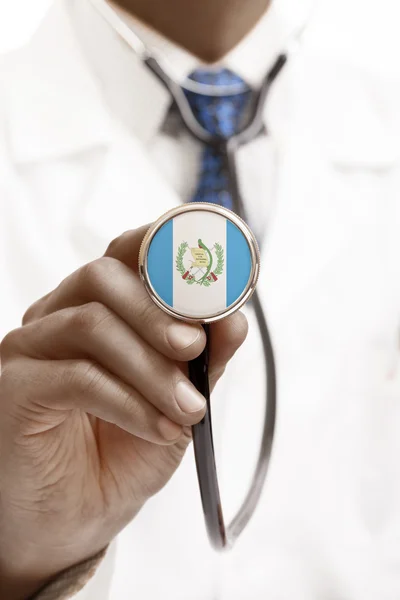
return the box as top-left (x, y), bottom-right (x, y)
top-left (139, 203), bottom-right (260, 324)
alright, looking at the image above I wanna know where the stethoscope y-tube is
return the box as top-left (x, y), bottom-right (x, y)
top-left (141, 55), bottom-right (286, 550)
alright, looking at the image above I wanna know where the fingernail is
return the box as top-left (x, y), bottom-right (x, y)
top-left (158, 416), bottom-right (182, 441)
top-left (167, 324), bottom-right (200, 351)
top-left (175, 381), bottom-right (206, 414)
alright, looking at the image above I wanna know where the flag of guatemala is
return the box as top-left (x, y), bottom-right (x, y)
top-left (146, 209), bottom-right (253, 319)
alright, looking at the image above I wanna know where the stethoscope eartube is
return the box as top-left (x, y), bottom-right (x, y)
top-left (144, 53), bottom-right (287, 147)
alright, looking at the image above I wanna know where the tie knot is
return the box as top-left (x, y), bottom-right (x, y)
top-left (184, 68), bottom-right (251, 138)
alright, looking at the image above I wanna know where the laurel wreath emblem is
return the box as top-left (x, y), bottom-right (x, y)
top-left (175, 242), bottom-right (188, 275)
top-left (176, 241), bottom-right (224, 287)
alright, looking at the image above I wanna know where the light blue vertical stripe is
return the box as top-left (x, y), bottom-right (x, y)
top-left (147, 220), bottom-right (173, 307)
top-left (226, 220), bottom-right (251, 307)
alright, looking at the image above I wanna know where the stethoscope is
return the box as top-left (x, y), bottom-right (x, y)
top-left (89, 0), bottom-right (313, 551)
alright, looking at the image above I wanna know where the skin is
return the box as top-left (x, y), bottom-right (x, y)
top-left (114, 0), bottom-right (271, 62)
top-left (0, 227), bottom-right (248, 599)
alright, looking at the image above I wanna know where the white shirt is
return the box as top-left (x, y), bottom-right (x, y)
top-left (2, 1), bottom-right (400, 599)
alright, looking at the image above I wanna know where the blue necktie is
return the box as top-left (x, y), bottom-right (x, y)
top-left (184, 68), bottom-right (251, 209)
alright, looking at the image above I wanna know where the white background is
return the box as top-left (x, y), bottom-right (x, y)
top-left (0, 0), bottom-right (53, 53)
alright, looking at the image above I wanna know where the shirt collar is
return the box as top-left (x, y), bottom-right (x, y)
top-left (70, 0), bottom-right (314, 142)
top-left (106, 0), bottom-right (301, 88)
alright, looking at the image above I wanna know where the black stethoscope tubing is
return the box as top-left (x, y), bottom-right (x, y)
top-left (145, 53), bottom-right (287, 550)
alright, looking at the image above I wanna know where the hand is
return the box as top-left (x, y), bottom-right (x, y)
top-left (0, 226), bottom-right (248, 599)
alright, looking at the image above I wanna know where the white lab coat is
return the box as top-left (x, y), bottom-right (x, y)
top-left (2, 1), bottom-right (400, 599)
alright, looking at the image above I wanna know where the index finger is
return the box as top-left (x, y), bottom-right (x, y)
top-left (104, 226), bottom-right (150, 270)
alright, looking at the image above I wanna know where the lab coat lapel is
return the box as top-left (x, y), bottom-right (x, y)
top-left (71, 136), bottom-right (182, 257)
top-left (259, 134), bottom-right (351, 321)
top-left (258, 54), bottom-right (399, 322)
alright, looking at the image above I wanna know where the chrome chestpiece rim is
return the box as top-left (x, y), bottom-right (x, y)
top-left (139, 203), bottom-right (260, 323)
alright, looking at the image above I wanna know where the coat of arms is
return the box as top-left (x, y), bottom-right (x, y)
top-left (176, 239), bottom-right (224, 287)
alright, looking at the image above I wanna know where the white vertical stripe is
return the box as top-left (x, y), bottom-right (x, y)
top-left (173, 212), bottom-right (226, 318)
